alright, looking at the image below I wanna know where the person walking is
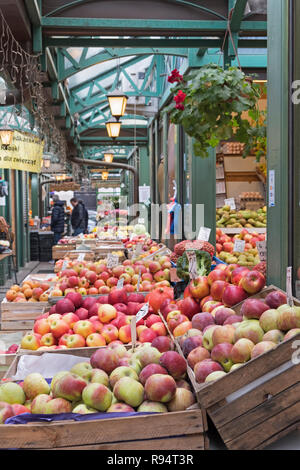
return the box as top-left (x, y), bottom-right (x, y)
top-left (70, 197), bottom-right (88, 236)
top-left (51, 195), bottom-right (65, 245)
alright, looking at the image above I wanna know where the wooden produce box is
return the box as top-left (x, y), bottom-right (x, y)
top-left (162, 286), bottom-right (300, 450)
top-left (23, 273), bottom-right (57, 286)
top-left (52, 245), bottom-right (76, 260)
top-left (1, 349), bottom-right (208, 450)
top-left (0, 300), bottom-right (48, 331)
top-left (0, 331), bottom-right (25, 379)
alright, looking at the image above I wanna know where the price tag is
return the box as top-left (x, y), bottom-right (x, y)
top-left (106, 254), bottom-right (119, 268)
top-left (136, 267), bottom-right (142, 292)
top-left (62, 260), bottom-right (68, 271)
top-left (117, 277), bottom-right (124, 289)
top-left (77, 253), bottom-right (86, 262)
top-left (224, 198), bottom-right (236, 210)
top-left (233, 239), bottom-right (245, 253)
top-left (286, 267), bottom-right (294, 307)
top-left (186, 250), bottom-right (198, 280)
top-left (197, 226), bottom-right (211, 242)
top-left (138, 218), bottom-right (145, 224)
top-left (136, 302), bottom-right (149, 323)
top-left (257, 241), bottom-right (266, 261)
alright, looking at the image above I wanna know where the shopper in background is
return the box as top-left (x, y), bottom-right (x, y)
top-left (70, 197), bottom-right (88, 236)
top-left (50, 195), bottom-right (65, 244)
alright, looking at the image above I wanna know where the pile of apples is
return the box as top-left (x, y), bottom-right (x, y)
top-left (52, 255), bottom-right (172, 297)
top-left (216, 228), bottom-right (266, 266)
top-left (20, 288), bottom-right (172, 351)
top-left (0, 344), bottom-right (19, 355)
top-left (5, 280), bottom-right (55, 303)
top-left (158, 265), bottom-right (266, 340)
top-left (0, 344), bottom-right (196, 422)
top-left (172, 289), bottom-right (300, 384)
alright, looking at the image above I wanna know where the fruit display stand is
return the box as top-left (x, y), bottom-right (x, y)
top-left (0, 300), bottom-right (48, 331)
top-left (64, 251), bottom-right (95, 262)
top-left (160, 287), bottom-right (300, 450)
top-left (1, 349), bottom-right (208, 450)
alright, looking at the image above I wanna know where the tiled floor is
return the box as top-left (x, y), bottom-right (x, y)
top-left (0, 261), bottom-right (299, 450)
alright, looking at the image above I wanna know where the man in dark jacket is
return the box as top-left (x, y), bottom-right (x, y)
top-left (51, 195), bottom-right (65, 244)
top-left (70, 197), bottom-right (88, 236)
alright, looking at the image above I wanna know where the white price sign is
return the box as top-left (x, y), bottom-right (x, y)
top-left (136, 302), bottom-right (149, 323)
top-left (77, 253), bottom-right (86, 262)
top-left (138, 218), bottom-right (145, 224)
top-left (286, 267), bottom-right (294, 308)
top-left (197, 227), bottom-right (211, 242)
top-left (186, 251), bottom-right (198, 280)
top-left (106, 254), bottom-right (119, 268)
top-left (257, 241), bottom-right (266, 261)
top-left (224, 198), bottom-right (236, 210)
top-left (117, 277), bottom-right (124, 289)
top-left (233, 239), bottom-right (245, 253)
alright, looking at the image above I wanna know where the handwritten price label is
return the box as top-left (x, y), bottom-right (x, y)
top-left (225, 198), bottom-right (236, 210)
top-left (117, 277), bottom-right (124, 289)
top-left (106, 254), bottom-right (119, 268)
top-left (198, 227), bottom-right (211, 242)
top-left (77, 253), bottom-right (86, 262)
top-left (257, 241), bottom-right (266, 262)
top-left (233, 239), bottom-right (245, 253)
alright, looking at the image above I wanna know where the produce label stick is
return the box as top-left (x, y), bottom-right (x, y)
top-left (286, 267), bottom-right (294, 308)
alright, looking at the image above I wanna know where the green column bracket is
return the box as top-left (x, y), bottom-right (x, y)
top-left (33, 25), bottom-right (42, 54)
top-left (267, 0), bottom-right (289, 288)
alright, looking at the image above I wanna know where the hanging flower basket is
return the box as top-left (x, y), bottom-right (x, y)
top-left (165, 64), bottom-right (262, 158)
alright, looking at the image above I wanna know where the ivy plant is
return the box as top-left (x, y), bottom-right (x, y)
top-left (165, 64), bottom-right (263, 159)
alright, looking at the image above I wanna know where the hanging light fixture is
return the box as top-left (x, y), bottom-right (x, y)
top-left (107, 90), bottom-right (128, 121)
top-left (44, 157), bottom-right (51, 169)
top-left (104, 152), bottom-right (114, 163)
top-left (102, 171), bottom-right (109, 180)
top-left (105, 118), bottom-right (121, 139)
top-left (0, 129), bottom-right (14, 146)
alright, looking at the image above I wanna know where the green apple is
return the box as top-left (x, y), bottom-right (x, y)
top-left (137, 401), bottom-right (168, 413)
top-left (82, 383), bottom-right (112, 411)
top-left (70, 362), bottom-right (93, 381)
top-left (44, 398), bottom-right (72, 414)
top-left (52, 373), bottom-right (87, 401)
top-left (113, 377), bottom-right (144, 408)
top-left (109, 366), bottom-right (139, 388)
top-left (72, 404), bottom-right (98, 414)
top-left (50, 371), bottom-right (69, 391)
top-left (0, 382), bottom-right (25, 405)
top-left (90, 368), bottom-right (109, 387)
top-left (23, 373), bottom-right (50, 400)
top-left (204, 371), bottom-right (227, 382)
top-left (31, 394), bottom-right (52, 414)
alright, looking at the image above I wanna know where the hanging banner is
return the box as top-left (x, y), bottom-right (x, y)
top-left (0, 131), bottom-right (44, 173)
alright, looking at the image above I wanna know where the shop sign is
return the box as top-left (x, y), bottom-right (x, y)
top-left (0, 131), bottom-right (44, 173)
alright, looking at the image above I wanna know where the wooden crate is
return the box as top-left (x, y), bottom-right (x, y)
top-left (0, 407), bottom-right (207, 450)
top-left (0, 331), bottom-right (26, 379)
top-left (1, 348), bottom-right (208, 450)
top-left (23, 273), bottom-right (57, 286)
top-left (1, 299), bottom-right (48, 331)
top-left (52, 245), bottom-right (76, 260)
top-left (160, 286), bottom-right (300, 450)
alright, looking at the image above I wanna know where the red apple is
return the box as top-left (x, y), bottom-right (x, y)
top-left (191, 312), bottom-right (215, 331)
top-left (240, 298), bottom-right (269, 320)
top-left (239, 270), bottom-right (266, 295)
top-left (194, 360), bottom-right (223, 383)
top-left (222, 285), bottom-right (248, 307)
top-left (151, 336), bottom-right (172, 353)
top-left (189, 277), bottom-right (210, 300)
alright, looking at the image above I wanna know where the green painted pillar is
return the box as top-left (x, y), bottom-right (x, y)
top-left (15, 171), bottom-right (25, 269)
top-left (267, 0), bottom-right (289, 288)
top-left (139, 146), bottom-right (150, 186)
top-left (163, 113), bottom-right (169, 206)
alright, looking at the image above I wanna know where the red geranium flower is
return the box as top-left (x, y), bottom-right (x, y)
top-left (175, 103), bottom-right (185, 111)
top-left (168, 69), bottom-right (183, 83)
top-left (174, 90), bottom-right (186, 104)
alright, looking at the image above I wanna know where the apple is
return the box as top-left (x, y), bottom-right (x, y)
top-left (73, 320), bottom-right (95, 338)
top-left (277, 305), bottom-right (299, 331)
top-left (137, 401), bottom-right (167, 413)
top-left (86, 333), bottom-right (106, 347)
top-left (240, 270), bottom-right (266, 294)
top-left (178, 297), bottom-right (201, 320)
top-left (30, 394), bottom-right (52, 413)
top-left (251, 341), bottom-right (276, 359)
top-left (224, 315), bottom-right (243, 325)
top-left (167, 388), bottom-right (196, 412)
top-left (55, 298), bottom-right (75, 314)
top-left (50, 319), bottom-right (70, 339)
top-left (0, 402), bottom-right (15, 424)
top-left (230, 363), bottom-right (244, 372)
top-left (72, 404), bottom-right (97, 414)
top-left (151, 336), bottom-right (172, 353)
top-left (159, 351), bottom-right (187, 379)
top-left (145, 314), bottom-right (162, 328)
top-left (175, 379), bottom-right (191, 391)
top-left (82, 383), bottom-right (112, 411)
top-left (108, 288), bottom-right (128, 306)
top-left (205, 371), bottom-right (227, 382)
top-left (107, 403), bottom-right (135, 413)
top-left (136, 346), bottom-right (162, 367)
top-left (234, 320), bottom-right (264, 344)
top-left (78, 287), bottom-right (88, 296)
top-left (149, 261), bottom-right (161, 274)
top-left (173, 321), bottom-right (192, 338)
top-left (144, 374), bottom-right (176, 403)
top-left (98, 304), bottom-right (117, 323)
top-left (23, 373), bottom-right (50, 400)
top-left (211, 343), bottom-right (233, 372)
top-left (265, 290), bottom-right (287, 309)
top-left (202, 326), bottom-right (220, 351)
top-left (113, 377), bottom-right (144, 407)
top-left (138, 364), bottom-right (168, 386)
top-left (20, 333), bottom-right (41, 351)
top-left (70, 362), bottom-right (93, 381)
top-left (241, 298), bottom-right (269, 320)
top-left (231, 267), bottom-right (250, 285)
top-left (0, 382), bottom-right (25, 405)
top-left (194, 360), bottom-right (224, 383)
top-left (214, 307), bottom-right (236, 325)
top-left (40, 333), bottom-right (57, 347)
top-left (90, 369), bottom-right (109, 386)
top-left (192, 312), bottom-right (215, 332)
top-left (202, 301), bottom-right (223, 314)
top-left (101, 324), bottom-right (119, 344)
top-left (66, 334), bottom-right (86, 348)
top-left (34, 318), bottom-right (51, 336)
top-left (139, 328), bottom-right (157, 343)
top-left (90, 348), bottom-right (119, 374)
top-left (109, 366), bottom-right (139, 388)
top-left (62, 312), bottom-right (80, 328)
top-left (259, 309), bottom-right (279, 332)
top-left (118, 357), bottom-right (142, 375)
top-left (189, 277), bottom-right (210, 300)
top-left (207, 270), bottom-right (227, 286)
top-left (182, 335), bottom-right (203, 357)
top-left (262, 330), bottom-right (284, 344)
top-left (210, 281), bottom-right (229, 302)
top-left (44, 398), bottom-right (72, 414)
top-left (52, 373), bottom-right (87, 401)
top-left (212, 325), bottom-right (235, 346)
top-left (222, 285), bottom-right (248, 307)
top-left (284, 328), bottom-right (300, 341)
top-left (167, 313), bottom-right (189, 333)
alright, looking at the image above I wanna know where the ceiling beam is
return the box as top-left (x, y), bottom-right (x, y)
top-left (230, 0), bottom-right (248, 32)
top-left (24, 0), bottom-right (41, 26)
